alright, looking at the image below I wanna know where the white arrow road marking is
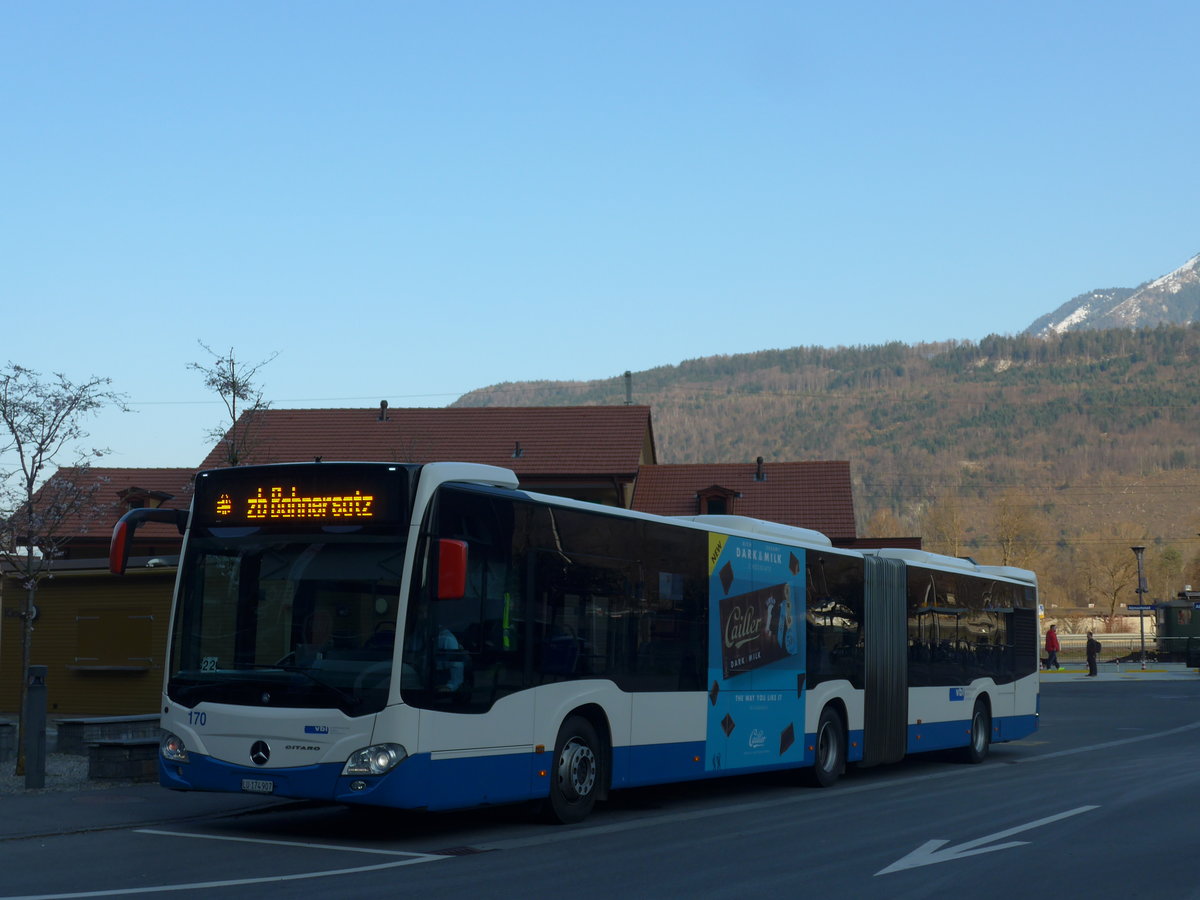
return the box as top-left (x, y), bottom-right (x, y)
top-left (876, 805), bottom-right (1099, 875)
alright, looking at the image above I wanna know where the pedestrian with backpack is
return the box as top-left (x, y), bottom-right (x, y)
top-left (1086, 631), bottom-right (1102, 676)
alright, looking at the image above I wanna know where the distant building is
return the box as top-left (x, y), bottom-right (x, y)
top-left (28, 466), bottom-right (195, 560)
top-left (631, 459), bottom-right (857, 545)
top-left (1157, 589), bottom-right (1200, 642)
top-left (631, 459), bottom-right (919, 551)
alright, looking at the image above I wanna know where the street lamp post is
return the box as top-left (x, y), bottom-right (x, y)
top-left (1131, 545), bottom-right (1148, 671)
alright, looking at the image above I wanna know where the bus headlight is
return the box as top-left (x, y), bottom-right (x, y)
top-left (161, 732), bottom-right (189, 763)
top-left (342, 743), bottom-right (408, 776)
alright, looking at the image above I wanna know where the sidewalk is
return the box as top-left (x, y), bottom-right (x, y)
top-left (1040, 661), bottom-right (1198, 681)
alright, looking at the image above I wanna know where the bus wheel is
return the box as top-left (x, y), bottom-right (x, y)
top-left (807, 705), bottom-right (846, 788)
top-left (544, 716), bottom-right (601, 824)
top-left (961, 700), bottom-right (991, 764)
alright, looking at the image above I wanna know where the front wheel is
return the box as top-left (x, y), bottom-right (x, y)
top-left (961, 700), bottom-right (991, 764)
top-left (806, 705), bottom-right (846, 788)
top-left (544, 716), bottom-right (602, 824)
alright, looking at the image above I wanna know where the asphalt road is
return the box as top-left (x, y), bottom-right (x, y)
top-left (4, 679), bottom-right (1199, 900)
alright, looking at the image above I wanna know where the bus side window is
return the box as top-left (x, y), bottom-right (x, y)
top-left (407, 486), bottom-right (526, 708)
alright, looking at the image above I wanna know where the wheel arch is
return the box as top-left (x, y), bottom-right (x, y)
top-left (563, 702), bottom-right (612, 800)
top-left (974, 689), bottom-right (993, 720)
top-left (806, 699), bottom-right (849, 787)
top-left (820, 696), bottom-right (849, 738)
top-left (961, 691), bottom-right (993, 764)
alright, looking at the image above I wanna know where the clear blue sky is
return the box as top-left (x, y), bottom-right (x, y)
top-left (3, 1), bottom-right (1198, 469)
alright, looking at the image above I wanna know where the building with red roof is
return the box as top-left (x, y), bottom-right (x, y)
top-left (631, 459), bottom-right (858, 546)
top-left (18, 466), bottom-right (196, 561)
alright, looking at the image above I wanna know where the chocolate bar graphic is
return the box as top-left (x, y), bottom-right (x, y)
top-left (719, 583), bottom-right (794, 678)
top-left (779, 723), bottom-right (795, 755)
top-left (719, 561), bottom-right (735, 594)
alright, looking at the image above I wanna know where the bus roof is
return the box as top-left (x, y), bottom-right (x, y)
top-left (866, 548), bottom-right (1037, 584)
top-left (677, 515), bottom-right (833, 547)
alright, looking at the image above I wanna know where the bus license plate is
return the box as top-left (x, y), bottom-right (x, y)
top-left (241, 778), bottom-right (275, 794)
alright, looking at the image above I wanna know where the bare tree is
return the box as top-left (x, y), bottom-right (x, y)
top-left (862, 506), bottom-right (912, 539)
top-left (1082, 543), bottom-right (1140, 624)
top-left (1151, 545), bottom-right (1184, 601)
top-left (993, 490), bottom-right (1047, 568)
top-left (922, 493), bottom-right (966, 557)
top-left (0, 363), bottom-right (127, 777)
top-left (189, 343), bottom-right (278, 467)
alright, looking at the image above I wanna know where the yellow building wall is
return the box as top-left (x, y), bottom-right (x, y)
top-left (0, 568), bottom-right (174, 716)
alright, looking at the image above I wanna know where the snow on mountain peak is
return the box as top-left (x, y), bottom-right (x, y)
top-left (1025, 251), bottom-right (1200, 337)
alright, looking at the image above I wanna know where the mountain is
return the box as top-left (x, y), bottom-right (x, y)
top-left (1025, 253), bottom-right (1200, 336)
top-left (454, 326), bottom-right (1200, 607)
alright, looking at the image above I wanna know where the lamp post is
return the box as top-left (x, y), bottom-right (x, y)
top-left (1131, 545), bottom-right (1148, 671)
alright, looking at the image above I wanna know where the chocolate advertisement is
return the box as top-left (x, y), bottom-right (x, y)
top-left (719, 583), bottom-right (798, 679)
top-left (705, 532), bottom-right (807, 773)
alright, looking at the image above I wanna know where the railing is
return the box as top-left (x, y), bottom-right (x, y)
top-left (1051, 635), bottom-right (1200, 665)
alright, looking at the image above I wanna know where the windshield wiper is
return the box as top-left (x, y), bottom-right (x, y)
top-left (241, 663), bottom-right (360, 708)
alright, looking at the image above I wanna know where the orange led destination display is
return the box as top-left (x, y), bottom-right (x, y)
top-left (215, 485), bottom-right (376, 521)
top-left (194, 463), bottom-right (409, 530)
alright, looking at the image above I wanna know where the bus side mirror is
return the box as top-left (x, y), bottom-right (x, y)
top-left (436, 539), bottom-right (468, 600)
top-left (110, 507), bottom-right (189, 575)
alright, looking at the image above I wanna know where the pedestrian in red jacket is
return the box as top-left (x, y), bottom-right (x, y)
top-left (1044, 624), bottom-right (1061, 670)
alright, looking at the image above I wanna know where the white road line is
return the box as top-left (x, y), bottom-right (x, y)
top-left (135, 827), bottom-right (444, 858)
top-left (1021, 719), bottom-right (1200, 761)
top-left (0, 836), bottom-right (447, 900)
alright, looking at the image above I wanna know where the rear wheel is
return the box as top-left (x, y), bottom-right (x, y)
top-left (544, 716), bottom-right (601, 824)
top-left (807, 705), bottom-right (846, 788)
top-left (961, 700), bottom-right (991, 764)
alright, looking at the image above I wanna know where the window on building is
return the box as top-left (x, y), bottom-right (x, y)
top-left (696, 486), bottom-right (737, 516)
top-left (75, 607), bottom-right (155, 669)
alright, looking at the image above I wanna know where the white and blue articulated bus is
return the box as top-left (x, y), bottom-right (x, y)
top-left (110, 461), bottom-right (1039, 823)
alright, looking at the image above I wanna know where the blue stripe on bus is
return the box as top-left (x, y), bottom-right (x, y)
top-left (997, 713), bottom-right (1038, 742)
top-left (907, 713), bottom-right (1038, 753)
top-left (160, 715), bottom-right (1036, 811)
top-left (159, 751), bottom-right (539, 810)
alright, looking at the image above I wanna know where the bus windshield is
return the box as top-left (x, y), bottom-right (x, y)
top-left (167, 533), bottom-right (407, 717)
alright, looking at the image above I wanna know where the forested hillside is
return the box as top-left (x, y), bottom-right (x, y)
top-left (455, 326), bottom-right (1200, 612)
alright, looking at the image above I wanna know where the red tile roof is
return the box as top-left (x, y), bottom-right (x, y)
top-left (197, 406), bottom-right (656, 475)
top-left (27, 467), bottom-right (195, 545)
top-left (631, 461), bottom-right (857, 542)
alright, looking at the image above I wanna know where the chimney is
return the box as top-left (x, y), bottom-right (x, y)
top-left (754, 457), bottom-right (766, 482)
top-left (378, 400), bottom-right (389, 421)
